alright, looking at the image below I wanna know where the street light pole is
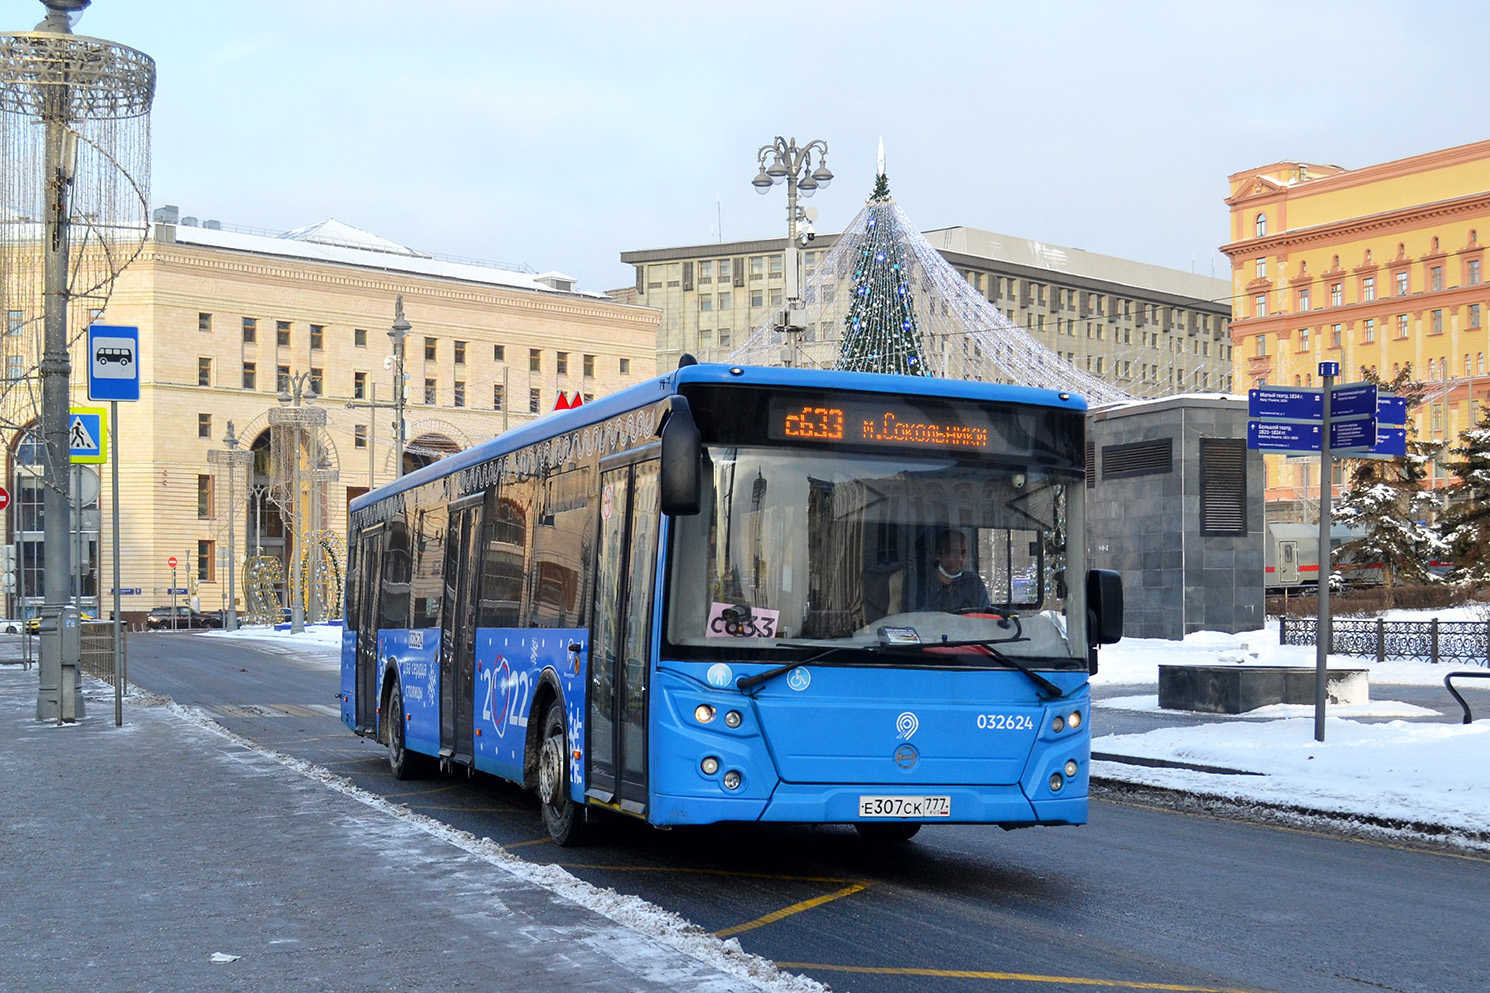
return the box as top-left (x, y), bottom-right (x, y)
top-left (752, 136), bottom-right (832, 367)
top-left (388, 296), bottom-right (410, 477)
top-left (270, 371), bottom-right (323, 634)
top-left (208, 423), bottom-right (252, 631)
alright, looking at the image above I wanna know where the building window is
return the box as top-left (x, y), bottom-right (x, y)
top-left (1363, 276), bottom-right (1375, 302)
top-left (197, 475), bottom-right (212, 518)
top-left (453, 381), bottom-right (465, 407)
top-left (1255, 335), bottom-right (1267, 357)
top-left (1254, 295), bottom-right (1267, 318)
top-left (7, 309), bottom-right (23, 334)
top-left (424, 378), bottom-right (436, 404)
top-left (1255, 214), bottom-right (1267, 238)
top-left (310, 324), bottom-right (324, 350)
top-left (353, 371), bottom-right (366, 399)
top-left (719, 328), bottom-right (731, 348)
top-left (198, 312), bottom-right (212, 333)
top-left (1432, 310), bottom-right (1444, 334)
top-left (771, 289), bottom-right (783, 307)
top-left (354, 424), bottom-right (367, 449)
top-left (197, 357), bottom-right (211, 386)
top-left (454, 340), bottom-right (466, 365)
top-left (1470, 260), bottom-right (1482, 286)
top-left (277, 365), bottom-right (290, 392)
top-left (306, 368), bottom-right (320, 395)
top-left (582, 354), bottom-right (595, 378)
top-left (420, 337), bottom-right (435, 362)
top-left (750, 256), bottom-right (764, 279)
top-left (1299, 328), bottom-right (1311, 350)
top-left (528, 387), bottom-right (540, 413)
top-left (698, 260), bottom-right (713, 283)
top-left (1363, 319), bottom-right (1375, 343)
top-left (493, 384), bottom-right (504, 410)
top-left (1254, 259), bottom-right (1266, 279)
top-left (699, 295), bottom-right (713, 313)
top-left (242, 361), bottom-right (256, 390)
top-left (1330, 283), bottom-right (1342, 307)
top-left (242, 317), bottom-right (257, 343)
top-left (718, 291), bottom-right (732, 310)
top-left (769, 255), bottom-right (783, 278)
top-left (1397, 315), bottom-right (1409, 338)
top-left (719, 259), bottom-right (733, 282)
top-left (1298, 288), bottom-right (1310, 311)
top-left (1331, 324), bottom-right (1342, 348)
top-left (529, 348), bottom-right (541, 372)
top-left (1472, 304), bottom-right (1483, 329)
top-left (751, 289), bottom-right (763, 308)
top-left (1431, 266), bottom-right (1444, 292)
top-left (198, 413), bottom-right (211, 439)
top-left (556, 351), bottom-right (568, 376)
top-left (354, 328), bottom-right (367, 347)
top-left (276, 321), bottom-right (290, 346)
top-left (1396, 271), bottom-right (1409, 296)
top-left (619, 357), bottom-right (631, 376)
top-left (198, 540), bottom-right (215, 582)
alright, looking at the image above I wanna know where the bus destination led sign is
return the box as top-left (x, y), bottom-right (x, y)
top-left (772, 398), bottom-right (992, 452)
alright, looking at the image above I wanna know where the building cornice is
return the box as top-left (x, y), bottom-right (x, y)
top-left (1220, 191), bottom-right (1490, 260)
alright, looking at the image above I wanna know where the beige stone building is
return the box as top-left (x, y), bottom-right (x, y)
top-left (3, 213), bottom-right (659, 623)
top-left (619, 226), bottom-right (1233, 397)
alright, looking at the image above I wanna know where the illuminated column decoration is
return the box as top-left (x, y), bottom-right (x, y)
top-left (835, 173), bottom-right (928, 376)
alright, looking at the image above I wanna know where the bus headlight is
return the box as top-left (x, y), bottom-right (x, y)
top-left (722, 770), bottom-right (742, 791)
top-left (1049, 773), bottom-right (1064, 792)
top-left (1052, 715), bottom-right (1065, 733)
top-left (724, 710), bottom-right (743, 728)
top-left (701, 756), bottom-right (720, 775)
top-left (1064, 760), bottom-right (1079, 778)
top-left (694, 704), bottom-right (715, 724)
top-left (1068, 710), bottom-right (1082, 730)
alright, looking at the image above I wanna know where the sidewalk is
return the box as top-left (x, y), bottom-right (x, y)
top-left (0, 667), bottom-right (821, 993)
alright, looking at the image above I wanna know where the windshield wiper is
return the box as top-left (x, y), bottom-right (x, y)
top-left (736, 643), bottom-right (888, 691)
top-left (951, 640), bottom-right (1071, 700)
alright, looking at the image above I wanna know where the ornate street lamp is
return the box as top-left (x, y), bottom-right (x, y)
top-left (752, 136), bottom-right (832, 363)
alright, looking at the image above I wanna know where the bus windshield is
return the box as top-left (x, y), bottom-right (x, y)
top-left (666, 448), bottom-right (1082, 665)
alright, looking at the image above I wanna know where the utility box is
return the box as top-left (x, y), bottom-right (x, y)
top-left (1087, 395), bottom-right (1265, 639)
top-left (37, 605), bottom-right (86, 722)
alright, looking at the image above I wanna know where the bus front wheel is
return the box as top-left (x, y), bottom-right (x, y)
top-left (539, 700), bottom-right (589, 846)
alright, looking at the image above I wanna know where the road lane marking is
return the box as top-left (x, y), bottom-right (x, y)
top-left (775, 964), bottom-right (1267, 992)
top-left (554, 863), bottom-right (863, 884)
top-left (715, 883), bottom-right (867, 938)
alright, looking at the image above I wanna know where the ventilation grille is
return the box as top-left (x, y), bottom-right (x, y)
top-left (1200, 438), bottom-right (1247, 536)
top-left (1101, 439), bottom-right (1172, 480)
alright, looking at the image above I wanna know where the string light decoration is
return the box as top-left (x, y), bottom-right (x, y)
top-left (299, 528), bottom-right (345, 621)
top-left (242, 554), bottom-right (284, 627)
top-left (728, 173), bottom-right (1132, 405)
top-left (835, 173), bottom-right (927, 376)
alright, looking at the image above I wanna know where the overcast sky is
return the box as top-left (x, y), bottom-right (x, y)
top-left (13, 0), bottom-right (1488, 297)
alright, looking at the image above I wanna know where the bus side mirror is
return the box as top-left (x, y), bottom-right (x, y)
top-left (1086, 569), bottom-right (1123, 646)
top-left (659, 395), bottom-right (701, 516)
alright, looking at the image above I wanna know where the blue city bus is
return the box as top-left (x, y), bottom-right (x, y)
top-left (341, 362), bottom-right (1123, 845)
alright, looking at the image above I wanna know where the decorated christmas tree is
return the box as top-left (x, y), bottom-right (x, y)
top-left (834, 172), bottom-right (928, 376)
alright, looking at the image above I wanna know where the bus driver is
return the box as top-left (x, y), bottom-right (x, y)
top-left (920, 529), bottom-right (992, 613)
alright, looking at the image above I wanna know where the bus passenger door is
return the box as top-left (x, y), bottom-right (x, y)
top-left (354, 525), bottom-right (385, 735)
top-left (439, 495), bottom-right (485, 765)
top-left (588, 461), bottom-right (661, 815)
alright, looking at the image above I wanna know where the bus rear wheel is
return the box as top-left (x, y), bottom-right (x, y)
top-left (855, 822), bottom-right (921, 843)
top-left (539, 700), bottom-right (589, 846)
top-left (387, 679), bottom-right (428, 781)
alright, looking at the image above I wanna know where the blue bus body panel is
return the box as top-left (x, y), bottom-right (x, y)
top-left (470, 628), bottom-right (587, 793)
top-left (382, 629), bottom-right (441, 756)
top-left (649, 661), bottom-right (1089, 826)
top-left (340, 628), bottom-right (356, 728)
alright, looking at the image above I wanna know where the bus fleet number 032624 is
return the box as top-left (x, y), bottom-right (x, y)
top-left (976, 713), bottom-right (1035, 731)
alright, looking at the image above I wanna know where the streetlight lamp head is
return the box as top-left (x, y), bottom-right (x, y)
top-left (278, 391), bottom-right (293, 405)
top-left (797, 173), bottom-right (819, 195)
top-left (811, 163), bottom-right (834, 187)
top-left (752, 167), bottom-right (774, 194)
top-left (766, 154), bottom-right (789, 180)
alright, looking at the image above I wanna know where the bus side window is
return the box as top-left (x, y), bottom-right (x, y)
top-left (479, 481), bottom-right (531, 628)
top-left (380, 517), bottom-right (412, 630)
top-left (528, 466), bottom-right (596, 628)
top-left (410, 505), bottom-right (446, 628)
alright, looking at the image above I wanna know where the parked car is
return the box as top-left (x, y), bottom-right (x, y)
top-left (145, 606), bottom-right (220, 631)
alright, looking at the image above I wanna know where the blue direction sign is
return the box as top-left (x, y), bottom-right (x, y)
top-left (1376, 395), bottom-right (1407, 425)
top-left (166, 587), bottom-right (189, 595)
top-left (110, 587), bottom-right (142, 596)
top-left (1249, 387), bottom-right (1322, 420)
top-left (1372, 427), bottom-right (1407, 457)
top-left (1329, 383), bottom-right (1378, 419)
top-left (87, 324), bottom-right (140, 402)
top-left (1248, 420), bottom-right (1321, 452)
top-left (1330, 416), bottom-right (1376, 451)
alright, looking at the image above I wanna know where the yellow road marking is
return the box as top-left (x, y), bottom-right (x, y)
top-left (502, 837), bottom-right (554, 850)
top-left (715, 884), bottom-right (867, 938)
top-left (775, 964), bottom-right (1266, 992)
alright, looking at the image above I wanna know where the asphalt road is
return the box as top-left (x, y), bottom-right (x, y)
top-left (118, 631), bottom-right (1489, 993)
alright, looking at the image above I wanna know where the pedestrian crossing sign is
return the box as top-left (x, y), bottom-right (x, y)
top-left (68, 405), bottom-right (107, 464)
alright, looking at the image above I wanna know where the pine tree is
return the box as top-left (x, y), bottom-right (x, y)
top-left (1332, 364), bottom-right (1446, 586)
top-left (834, 173), bottom-right (928, 376)
top-left (1437, 402), bottom-right (1490, 583)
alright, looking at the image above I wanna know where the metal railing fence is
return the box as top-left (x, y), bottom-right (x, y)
top-left (1279, 616), bottom-right (1490, 667)
top-left (79, 620), bottom-right (126, 684)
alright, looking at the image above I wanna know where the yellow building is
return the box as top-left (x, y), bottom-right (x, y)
top-left (1222, 140), bottom-right (1490, 514)
top-left (2, 213), bottom-right (659, 623)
